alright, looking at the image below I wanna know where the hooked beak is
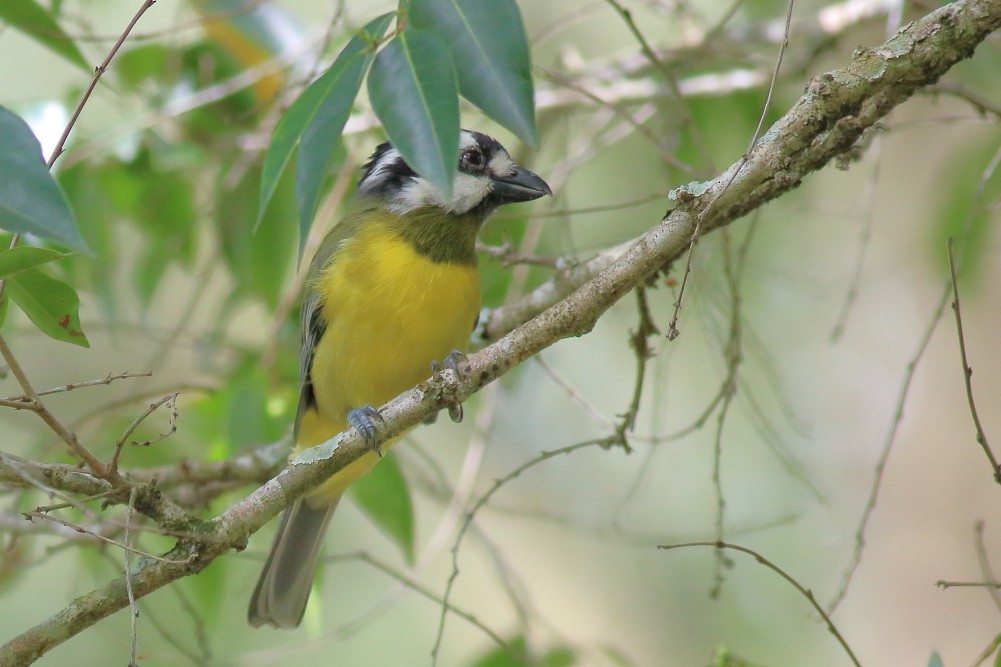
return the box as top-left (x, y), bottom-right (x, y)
top-left (490, 166), bottom-right (552, 204)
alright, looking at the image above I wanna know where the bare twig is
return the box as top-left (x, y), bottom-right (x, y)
top-left (710, 230), bottom-right (745, 597)
top-left (431, 438), bottom-right (612, 665)
top-left (110, 394), bottom-right (179, 473)
top-left (3, 3), bottom-right (998, 660)
top-left (21, 510), bottom-right (190, 564)
top-left (827, 286), bottom-right (951, 614)
top-left (603, 0), bottom-right (715, 172)
top-left (936, 580), bottom-right (1001, 589)
top-left (0, 371), bottom-right (152, 404)
top-left (617, 285), bottom-right (659, 442)
top-left (125, 490), bottom-right (139, 667)
top-left (342, 551), bottom-right (515, 657)
top-left (534, 355), bottom-right (615, 432)
top-left (667, 0), bottom-right (796, 340)
top-left (947, 239), bottom-right (1000, 483)
top-left (477, 240), bottom-right (561, 268)
top-left (47, 0), bottom-right (158, 168)
top-left (660, 540), bottom-right (862, 667)
top-left (0, 334), bottom-right (117, 482)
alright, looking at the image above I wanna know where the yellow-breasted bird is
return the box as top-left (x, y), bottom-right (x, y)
top-left (249, 130), bottom-right (551, 629)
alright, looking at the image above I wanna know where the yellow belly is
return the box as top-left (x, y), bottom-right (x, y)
top-left (297, 223), bottom-right (480, 505)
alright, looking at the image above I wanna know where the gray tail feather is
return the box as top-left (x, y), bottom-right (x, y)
top-left (248, 497), bottom-right (339, 629)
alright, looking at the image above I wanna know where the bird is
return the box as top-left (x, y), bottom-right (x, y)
top-left (249, 129), bottom-right (551, 629)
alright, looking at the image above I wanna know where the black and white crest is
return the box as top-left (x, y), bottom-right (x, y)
top-left (358, 130), bottom-right (525, 217)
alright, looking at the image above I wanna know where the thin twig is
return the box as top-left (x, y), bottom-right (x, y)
top-left (0, 334), bottom-right (115, 481)
top-left (710, 230), bottom-right (744, 597)
top-left (827, 285), bottom-right (951, 613)
top-left (947, 239), bottom-right (1000, 483)
top-left (21, 510), bottom-right (190, 564)
top-left (667, 0), bottom-right (796, 340)
top-left (110, 393), bottom-right (179, 473)
top-left (830, 139), bottom-right (882, 342)
top-left (534, 355), bottom-right (616, 432)
top-left (660, 540), bottom-right (862, 667)
top-left (936, 580), bottom-right (1001, 589)
top-left (431, 438), bottom-right (612, 665)
top-left (344, 551), bottom-right (515, 657)
top-left (476, 240), bottom-right (561, 268)
top-left (125, 489), bottom-right (139, 667)
top-left (0, 371), bottom-right (153, 404)
top-left (47, 0), bottom-right (158, 168)
top-left (617, 285), bottom-right (660, 442)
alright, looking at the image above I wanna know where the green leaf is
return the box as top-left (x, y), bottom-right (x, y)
top-left (217, 156), bottom-right (295, 308)
top-left (410, 0), bottom-right (537, 147)
top-left (259, 13), bottom-right (392, 247)
top-left (927, 651), bottom-right (943, 667)
top-left (0, 0), bottom-right (89, 72)
top-left (296, 14), bottom-right (393, 248)
top-left (56, 162), bottom-right (120, 320)
top-left (349, 453), bottom-right (415, 563)
top-left (0, 247), bottom-right (66, 280)
top-left (6, 267), bottom-right (88, 347)
top-left (368, 29), bottom-right (459, 199)
top-left (0, 107), bottom-right (86, 251)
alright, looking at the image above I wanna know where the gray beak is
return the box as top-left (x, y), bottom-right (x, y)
top-left (490, 166), bottom-right (552, 204)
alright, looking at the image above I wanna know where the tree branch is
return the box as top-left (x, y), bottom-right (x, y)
top-left (3, 0), bottom-right (1000, 663)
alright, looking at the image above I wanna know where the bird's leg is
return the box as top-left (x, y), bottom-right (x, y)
top-left (347, 404), bottom-right (385, 457)
top-left (427, 349), bottom-right (468, 424)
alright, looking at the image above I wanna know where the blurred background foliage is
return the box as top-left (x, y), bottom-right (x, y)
top-left (2, 1), bottom-right (1001, 666)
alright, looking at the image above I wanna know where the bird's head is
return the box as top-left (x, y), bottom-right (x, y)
top-left (358, 130), bottom-right (551, 219)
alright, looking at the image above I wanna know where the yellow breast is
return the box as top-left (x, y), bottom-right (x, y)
top-left (300, 218), bottom-right (480, 451)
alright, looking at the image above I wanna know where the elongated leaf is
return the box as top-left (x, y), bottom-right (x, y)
top-left (6, 267), bottom-right (88, 347)
top-left (368, 29), bottom-right (459, 199)
top-left (296, 14), bottom-right (394, 248)
top-left (411, 0), bottom-right (537, 147)
top-left (349, 453), bottom-right (415, 563)
top-left (259, 13), bottom-right (392, 241)
top-left (0, 107), bottom-right (86, 251)
top-left (0, 0), bottom-right (88, 72)
top-left (0, 247), bottom-right (66, 280)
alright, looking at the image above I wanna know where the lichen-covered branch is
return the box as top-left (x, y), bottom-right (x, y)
top-left (2, 0), bottom-right (1000, 664)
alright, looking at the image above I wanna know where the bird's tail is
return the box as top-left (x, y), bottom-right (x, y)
top-left (248, 496), bottom-right (339, 629)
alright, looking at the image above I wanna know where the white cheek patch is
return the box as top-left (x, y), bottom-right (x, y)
top-left (385, 171), bottom-right (492, 215)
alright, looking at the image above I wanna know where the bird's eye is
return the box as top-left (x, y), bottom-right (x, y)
top-left (461, 148), bottom-right (484, 169)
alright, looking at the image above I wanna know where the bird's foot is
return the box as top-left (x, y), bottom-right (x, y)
top-left (348, 404), bottom-right (384, 457)
top-left (427, 349), bottom-right (468, 424)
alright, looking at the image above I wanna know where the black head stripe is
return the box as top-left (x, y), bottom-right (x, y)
top-left (467, 130), bottom-right (504, 158)
top-left (360, 143), bottom-right (417, 194)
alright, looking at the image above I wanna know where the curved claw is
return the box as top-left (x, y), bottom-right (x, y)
top-left (348, 404), bottom-right (384, 456)
top-left (429, 350), bottom-right (468, 424)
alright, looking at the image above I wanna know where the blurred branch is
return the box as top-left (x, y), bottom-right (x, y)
top-left (3, 0), bottom-right (1001, 663)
